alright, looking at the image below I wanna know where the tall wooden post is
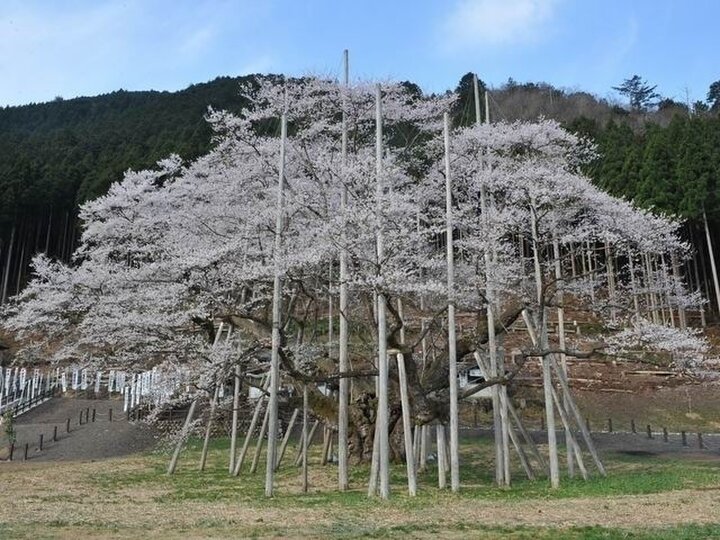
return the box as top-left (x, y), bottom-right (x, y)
top-left (475, 77), bottom-right (505, 486)
top-left (265, 109), bottom-right (287, 497)
top-left (443, 112), bottom-right (460, 493)
top-left (199, 385), bottom-right (220, 471)
top-left (276, 408), bottom-right (299, 469)
top-left (396, 353), bottom-right (417, 496)
top-left (554, 239), bottom-right (575, 477)
top-left (252, 403), bottom-right (271, 474)
top-left (229, 365), bottom-right (241, 473)
top-left (302, 385), bottom-right (309, 492)
top-left (529, 203), bottom-right (559, 488)
top-left (337, 49), bottom-right (351, 492)
top-left (437, 424), bottom-right (447, 489)
top-left (233, 375), bottom-right (269, 476)
top-left (373, 84), bottom-right (390, 499)
top-left (167, 399), bottom-right (197, 475)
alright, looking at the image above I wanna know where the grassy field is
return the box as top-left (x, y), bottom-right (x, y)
top-left (0, 436), bottom-right (718, 539)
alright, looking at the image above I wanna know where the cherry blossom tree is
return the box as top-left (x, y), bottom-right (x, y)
top-left (1, 74), bottom-right (708, 496)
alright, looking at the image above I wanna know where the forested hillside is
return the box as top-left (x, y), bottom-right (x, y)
top-left (0, 75), bottom-right (255, 300)
top-left (1, 72), bottom-right (719, 309)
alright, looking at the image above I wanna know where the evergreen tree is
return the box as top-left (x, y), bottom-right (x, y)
top-left (637, 122), bottom-right (680, 211)
top-left (613, 75), bottom-right (661, 112)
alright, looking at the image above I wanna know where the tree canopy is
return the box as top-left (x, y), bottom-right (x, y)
top-left (613, 75), bottom-right (661, 112)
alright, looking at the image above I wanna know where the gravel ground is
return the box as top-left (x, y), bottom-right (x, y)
top-left (5, 397), bottom-right (718, 463)
top-left (461, 426), bottom-right (720, 458)
top-left (8, 397), bottom-right (158, 461)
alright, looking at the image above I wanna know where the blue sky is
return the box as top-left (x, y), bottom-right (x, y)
top-left (1, 0), bottom-right (718, 107)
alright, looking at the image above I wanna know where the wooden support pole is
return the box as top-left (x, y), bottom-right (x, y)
top-left (506, 394), bottom-right (547, 472)
top-left (302, 386), bottom-right (309, 493)
top-left (296, 419), bottom-right (319, 467)
top-left (337, 48), bottom-right (350, 493)
top-left (506, 416), bottom-right (535, 480)
top-left (499, 368), bottom-right (511, 486)
top-left (233, 376), bottom-right (269, 476)
top-left (367, 414), bottom-right (381, 496)
top-left (167, 399), bottom-right (197, 475)
top-left (264, 107), bottom-right (287, 498)
top-left (412, 425), bottom-right (421, 469)
top-left (275, 408), bottom-right (299, 470)
top-left (550, 358), bottom-right (606, 476)
top-left (554, 238), bottom-right (575, 478)
top-left (443, 111), bottom-right (460, 493)
top-left (436, 423), bottom-right (447, 489)
top-left (251, 402), bottom-right (271, 474)
top-left (396, 353), bottom-right (417, 496)
top-left (419, 424), bottom-right (428, 472)
top-left (542, 354), bottom-right (559, 487)
top-left (549, 384), bottom-right (588, 480)
top-left (199, 385), bottom-right (220, 472)
top-left (373, 83), bottom-right (390, 500)
top-left (229, 365), bottom-right (241, 474)
top-left (321, 425), bottom-right (331, 466)
top-left (525, 207), bottom-right (560, 488)
top-left (475, 76), bottom-right (504, 488)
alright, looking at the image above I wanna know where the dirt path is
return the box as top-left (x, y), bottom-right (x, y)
top-left (8, 397), bottom-right (157, 461)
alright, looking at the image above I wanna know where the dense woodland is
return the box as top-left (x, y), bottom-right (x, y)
top-left (1, 73), bottom-right (719, 310)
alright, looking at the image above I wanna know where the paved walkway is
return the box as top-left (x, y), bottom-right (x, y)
top-left (6, 397), bottom-right (156, 461)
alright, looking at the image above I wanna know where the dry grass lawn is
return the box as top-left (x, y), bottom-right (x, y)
top-left (0, 437), bottom-right (719, 539)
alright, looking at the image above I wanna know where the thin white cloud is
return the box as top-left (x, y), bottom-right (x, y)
top-left (439, 0), bottom-right (560, 51)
